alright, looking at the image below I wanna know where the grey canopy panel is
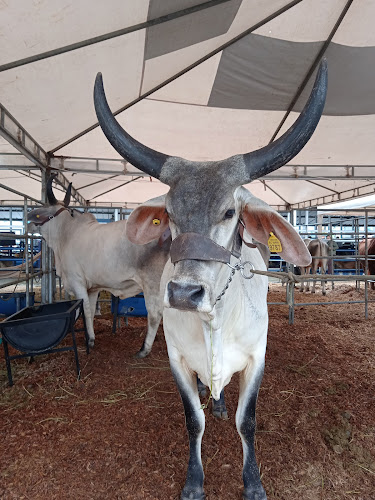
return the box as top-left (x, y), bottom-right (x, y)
top-left (0, 0), bottom-right (374, 209)
top-left (209, 35), bottom-right (375, 116)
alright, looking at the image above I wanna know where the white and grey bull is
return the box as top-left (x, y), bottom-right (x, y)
top-left (28, 179), bottom-right (170, 357)
top-left (94, 60), bottom-right (327, 499)
top-left (300, 239), bottom-right (329, 295)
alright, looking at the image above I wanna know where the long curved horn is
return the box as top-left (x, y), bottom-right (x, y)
top-left (46, 175), bottom-right (58, 205)
top-left (94, 73), bottom-right (170, 180)
top-left (63, 182), bottom-right (72, 207)
top-left (242, 59), bottom-right (328, 182)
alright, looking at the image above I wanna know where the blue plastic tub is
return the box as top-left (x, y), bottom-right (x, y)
top-left (111, 293), bottom-right (147, 317)
top-left (0, 292), bottom-right (35, 317)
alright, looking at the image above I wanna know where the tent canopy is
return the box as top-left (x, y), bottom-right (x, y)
top-left (0, 0), bottom-right (374, 209)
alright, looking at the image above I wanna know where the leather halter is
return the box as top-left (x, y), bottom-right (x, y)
top-left (33, 207), bottom-right (69, 226)
top-left (170, 221), bottom-right (256, 265)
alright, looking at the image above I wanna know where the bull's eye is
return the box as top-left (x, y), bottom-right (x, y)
top-left (224, 209), bottom-right (235, 220)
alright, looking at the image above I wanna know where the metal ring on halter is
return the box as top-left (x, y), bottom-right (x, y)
top-left (240, 261), bottom-right (255, 279)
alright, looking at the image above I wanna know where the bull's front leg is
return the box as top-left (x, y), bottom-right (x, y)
top-left (171, 361), bottom-right (205, 500)
top-left (236, 362), bottom-right (267, 500)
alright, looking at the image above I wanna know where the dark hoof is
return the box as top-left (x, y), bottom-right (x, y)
top-left (134, 349), bottom-right (149, 359)
top-left (243, 485), bottom-right (267, 500)
top-left (212, 405), bottom-right (229, 420)
top-left (181, 486), bottom-right (205, 500)
top-left (88, 339), bottom-right (95, 348)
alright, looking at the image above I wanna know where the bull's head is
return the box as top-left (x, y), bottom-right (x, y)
top-left (94, 61), bottom-right (327, 313)
top-left (28, 175), bottom-right (72, 230)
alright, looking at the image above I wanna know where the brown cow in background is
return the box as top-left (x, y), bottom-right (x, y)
top-left (300, 239), bottom-right (329, 295)
top-left (358, 238), bottom-right (375, 289)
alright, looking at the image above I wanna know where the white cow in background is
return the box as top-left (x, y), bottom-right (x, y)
top-left (28, 177), bottom-right (170, 357)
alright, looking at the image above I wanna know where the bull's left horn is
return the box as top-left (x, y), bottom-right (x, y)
top-left (46, 175), bottom-right (58, 205)
top-left (94, 73), bottom-right (170, 180)
top-left (242, 59), bottom-right (328, 182)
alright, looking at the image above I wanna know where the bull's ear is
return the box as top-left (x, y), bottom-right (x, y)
top-left (241, 196), bottom-right (311, 267)
top-left (126, 195), bottom-right (169, 244)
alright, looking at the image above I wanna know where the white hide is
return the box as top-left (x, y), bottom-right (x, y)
top-left (161, 242), bottom-right (268, 401)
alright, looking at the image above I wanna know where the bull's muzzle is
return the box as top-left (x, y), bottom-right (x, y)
top-left (167, 281), bottom-right (205, 310)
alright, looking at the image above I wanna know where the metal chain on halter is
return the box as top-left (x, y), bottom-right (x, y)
top-left (214, 258), bottom-right (255, 305)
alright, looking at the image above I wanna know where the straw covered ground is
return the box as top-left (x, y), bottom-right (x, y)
top-left (0, 283), bottom-right (374, 499)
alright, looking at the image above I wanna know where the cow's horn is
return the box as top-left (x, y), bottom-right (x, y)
top-left (46, 175), bottom-right (58, 205)
top-left (242, 59), bottom-right (328, 182)
top-left (64, 182), bottom-right (72, 207)
top-left (94, 73), bottom-right (170, 180)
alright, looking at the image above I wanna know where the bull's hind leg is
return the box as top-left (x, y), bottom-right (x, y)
top-left (197, 376), bottom-right (207, 397)
top-left (171, 361), bottom-right (205, 500)
top-left (197, 377), bottom-right (229, 419)
top-left (89, 290), bottom-right (100, 323)
top-left (212, 390), bottom-right (229, 420)
top-left (236, 362), bottom-right (267, 500)
top-left (311, 261), bottom-right (319, 293)
top-left (321, 265), bottom-right (327, 296)
top-left (73, 286), bottom-right (95, 348)
top-left (136, 290), bottom-right (163, 358)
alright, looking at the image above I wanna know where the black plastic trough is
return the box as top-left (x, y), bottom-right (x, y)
top-left (0, 300), bottom-right (89, 386)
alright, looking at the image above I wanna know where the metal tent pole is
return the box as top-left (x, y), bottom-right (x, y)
top-left (365, 211), bottom-right (369, 319)
top-left (41, 170), bottom-right (48, 304)
top-left (23, 197), bottom-right (30, 306)
top-left (48, 247), bottom-right (54, 304)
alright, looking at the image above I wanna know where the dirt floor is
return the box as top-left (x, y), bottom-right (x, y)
top-left (0, 283), bottom-right (374, 500)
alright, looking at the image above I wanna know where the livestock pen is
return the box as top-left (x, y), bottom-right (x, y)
top-left (267, 208), bottom-right (375, 323)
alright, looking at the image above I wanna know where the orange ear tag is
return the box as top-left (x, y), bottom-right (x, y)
top-left (268, 232), bottom-right (282, 253)
top-left (152, 218), bottom-right (161, 226)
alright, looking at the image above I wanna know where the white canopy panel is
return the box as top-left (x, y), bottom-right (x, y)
top-left (0, 0), bottom-right (374, 209)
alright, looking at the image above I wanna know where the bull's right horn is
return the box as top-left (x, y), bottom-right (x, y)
top-left (46, 175), bottom-right (58, 205)
top-left (94, 73), bottom-right (170, 180)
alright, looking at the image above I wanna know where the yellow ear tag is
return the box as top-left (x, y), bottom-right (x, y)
top-left (36, 215), bottom-right (40, 218)
top-left (268, 232), bottom-right (282, 253)
top-left (152, 218), bottom-right (161, 226)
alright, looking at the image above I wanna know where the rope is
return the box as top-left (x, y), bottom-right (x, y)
top-left (0, 251), bottom-right (41, 278)
top-left (250, 268), bottom-right (375, 284)
top-left (0, 252), bottom-right (42, 298)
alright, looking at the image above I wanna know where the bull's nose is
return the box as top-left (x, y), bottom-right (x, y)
top-left (167, 281), bottom-right (205, 310)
